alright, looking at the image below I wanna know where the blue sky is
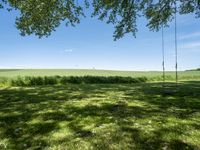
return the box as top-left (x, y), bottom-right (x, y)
top-left (0, 8), bottom-right (200, 71)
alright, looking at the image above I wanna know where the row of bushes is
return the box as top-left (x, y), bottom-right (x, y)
top-left (149, 75), bottom-right (175, 81)
top-left (0, 76), bottom-right (148, 86)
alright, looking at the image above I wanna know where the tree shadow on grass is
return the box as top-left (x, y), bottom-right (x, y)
top-left (137, 81), bottom-right (200, 117)
top-left (0, 81), bottom-right (199, 149)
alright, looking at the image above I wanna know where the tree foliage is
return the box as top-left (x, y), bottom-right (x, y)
top-left (0, 0), bottom-right (200, 40)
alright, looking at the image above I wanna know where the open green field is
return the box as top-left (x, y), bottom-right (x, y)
top-left (0, 69), bottom-right (200, 81)
top-left (0, 69), bottom-right (200, 149)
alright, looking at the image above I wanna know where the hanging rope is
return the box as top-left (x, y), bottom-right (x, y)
top-left (174, 1), bottom-right (178, 86)
top-left (162, 24), bottom-right (165, 87)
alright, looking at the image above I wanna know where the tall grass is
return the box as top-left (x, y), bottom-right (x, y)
top-left (0, 76), bottom-right (147, 86)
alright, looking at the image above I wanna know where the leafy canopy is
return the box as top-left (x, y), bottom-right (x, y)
top-left (1, 0), bottom-right (200, 40)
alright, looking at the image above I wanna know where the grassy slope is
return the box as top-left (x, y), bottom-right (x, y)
top-left (0, 81), bottom-right (200, 149)
top-left (0, 69), bottom-right (199, 81)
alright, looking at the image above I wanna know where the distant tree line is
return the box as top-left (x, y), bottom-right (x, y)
top-left (186, 68), bottom-right (200, 71)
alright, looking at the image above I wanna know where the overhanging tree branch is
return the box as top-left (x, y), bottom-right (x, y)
top-left (0, 0), bottom-right (199, 40)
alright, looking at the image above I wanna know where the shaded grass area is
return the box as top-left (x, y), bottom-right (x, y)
top-left (0, 81), bottom-right (200, 149)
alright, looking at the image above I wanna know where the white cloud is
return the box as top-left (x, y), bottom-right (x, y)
top-left (179, 32), bottom-right (200, 40)
top-left (64, 49), bottom-right (73, 53)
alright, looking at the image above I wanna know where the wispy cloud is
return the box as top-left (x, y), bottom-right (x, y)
top-left (181, 42), bottom-right (200, 49)
top-left (180, 42), bottom-right (200, 53)
top-left (179, 32), bottom-right (200, 40)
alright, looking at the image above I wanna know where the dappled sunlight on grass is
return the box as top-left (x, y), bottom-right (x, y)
top-left (0, 82), bottom-right (200, 149)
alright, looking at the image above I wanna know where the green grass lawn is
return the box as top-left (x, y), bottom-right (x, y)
top-left (0, 81), bottom-right (200, 149)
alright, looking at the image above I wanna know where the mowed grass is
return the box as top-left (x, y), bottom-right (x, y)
top-left (0, 81), bottom-right (200, 149)
top-left (0, 69), bottom-right (200, 81)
